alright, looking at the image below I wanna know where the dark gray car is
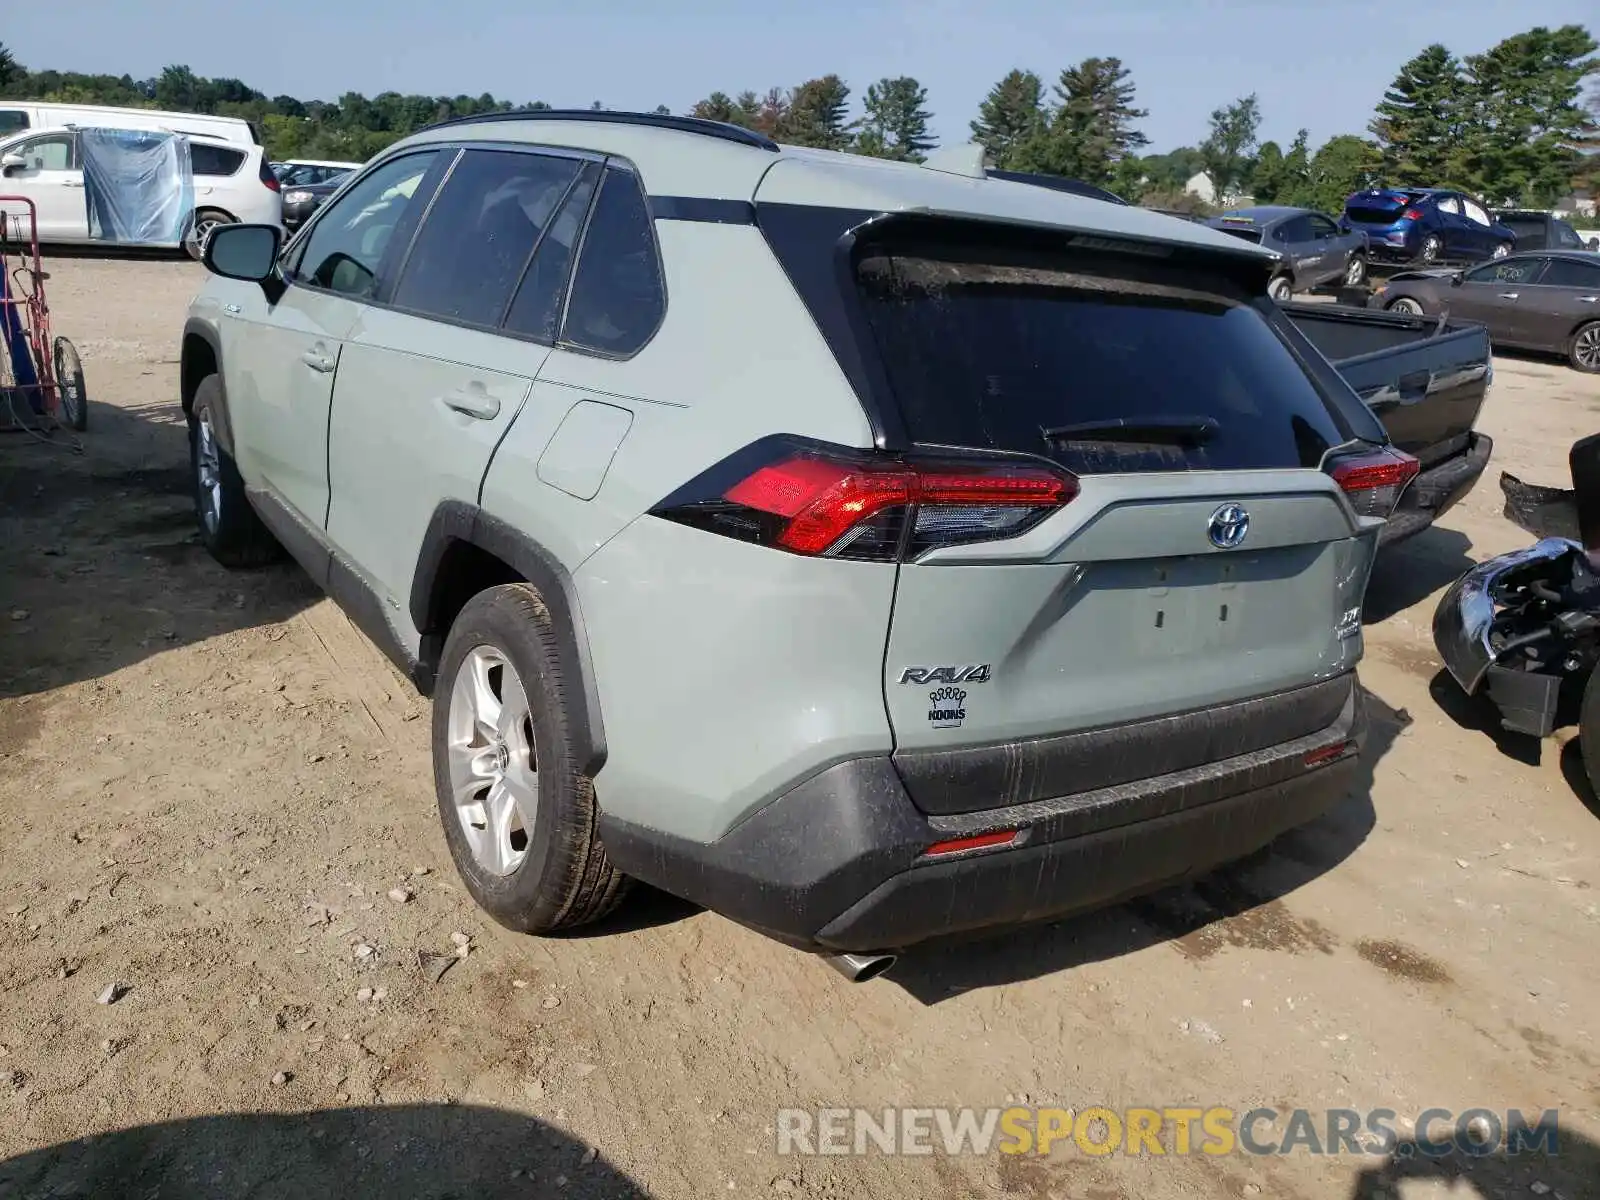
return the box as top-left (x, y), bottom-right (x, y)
top-left (1207, 206), bottom-right (1370, 300)
top-left (1372, 250), bottom-right (1600, 373)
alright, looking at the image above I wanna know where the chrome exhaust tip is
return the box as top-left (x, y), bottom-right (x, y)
top-left (824, 952), bottom-right (897, 983)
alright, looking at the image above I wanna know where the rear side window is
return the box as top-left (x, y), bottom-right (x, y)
top-left (1554, 222), bottom-right (1585, 249)
top-left (1280, 215), bottom-right (1314, 242)
top-left (190, 144), bottom-right (245, 177)
top-left (503, 162), bottom-right (600, 341)
top-left (1540, 259), bottom-right (1600, 288)
top-left (559, 166), bottom-right (665, 356)
top-left (391, 149), bottom-right (582, 328)
top-left (0, 111), bottom-right (29, 137)
top-left (852, 240), bottom-right (1344, 474)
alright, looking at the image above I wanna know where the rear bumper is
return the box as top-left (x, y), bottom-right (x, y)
top-left (1380, 432), bottom-right (1493, 547)
top-left (600, 675), bottom-right (1364, 952)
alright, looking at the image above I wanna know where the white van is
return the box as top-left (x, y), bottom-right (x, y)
top-left (0, 101), bottom-right (256, 147)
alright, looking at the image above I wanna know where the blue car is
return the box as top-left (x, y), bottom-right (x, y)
top-left (1341, 187), bottom-right (1516, 266)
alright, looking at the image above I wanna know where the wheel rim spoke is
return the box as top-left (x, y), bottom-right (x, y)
top-left (444, 643), bottom-right (537, 877)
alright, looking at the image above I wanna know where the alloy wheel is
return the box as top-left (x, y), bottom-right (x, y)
top-left (1576, 326), bottom-right (1600, 372)
top-left (445, 645), bottom-right (538, 877)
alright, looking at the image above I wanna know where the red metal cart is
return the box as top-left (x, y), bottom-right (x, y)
top-left (1, 195), bottom-right (86, 432)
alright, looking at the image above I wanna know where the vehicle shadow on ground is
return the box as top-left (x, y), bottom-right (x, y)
top-left (1346, 1125), bottom-right (1591, 1200)
top-left (1362, 527), bottom-right (1476, 625)
top-left (1427, 668), bottom-right (1544, 768)
top-left (0, 393), bottom-right (317, 702)
top-left (0, 1103), bottom-right (648, 1199)
top-left (886, 685), bottom-right (1408, 1004)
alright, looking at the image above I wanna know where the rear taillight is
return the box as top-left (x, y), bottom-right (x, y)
top-left (653, 439), bottom-right (1077, 562)
top-left (1402, 208), bottom-right (1422, 221)
top-left (259, 158), bottom-right (280, 193)
top-left (1329, 446), bottom-right (1420, 519)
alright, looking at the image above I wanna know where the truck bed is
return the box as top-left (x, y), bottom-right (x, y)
top-left (1282, 301), bottom-right (1494, 545)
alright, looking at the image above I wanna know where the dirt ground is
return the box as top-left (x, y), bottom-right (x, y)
top-left (0, 255), bottom-right (1597, 1200)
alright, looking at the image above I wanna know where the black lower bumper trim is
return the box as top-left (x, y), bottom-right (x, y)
top-left (599, 682), bottom-right (1364, 951)
top-left (1381, 432), bottom-right (1492, 547)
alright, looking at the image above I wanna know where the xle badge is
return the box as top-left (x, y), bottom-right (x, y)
top-left (928, 687), bottom-right (968, 730)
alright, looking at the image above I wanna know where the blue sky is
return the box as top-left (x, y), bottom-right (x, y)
top-left (7, 0), bottom-right (1596, 153)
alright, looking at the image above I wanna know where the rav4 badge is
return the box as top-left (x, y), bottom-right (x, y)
top-left (899, 665), bottom-right (992, 685)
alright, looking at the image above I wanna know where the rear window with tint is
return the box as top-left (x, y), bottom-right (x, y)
top-left (191, 144), bottom-right (245, 177)
top-left (1216, 226), bottom-right (1262, 244)
top-left (853, 243), bottom-right (1343, 474)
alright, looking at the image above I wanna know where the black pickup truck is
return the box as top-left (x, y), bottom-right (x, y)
top-left (1282, 302), bottom-right (1494, 546)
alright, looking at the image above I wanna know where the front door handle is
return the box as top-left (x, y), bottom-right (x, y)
top-left (1580, 296), bottom-right (1599, 304)
top-left (1498, 292), bottom-right (1519, 300)
top-left (440, 382), bottom-right (500, 421)
top-left (299, 348), bottom-right (335, 373)
top-left (62, 179), bottom-right (84, 188)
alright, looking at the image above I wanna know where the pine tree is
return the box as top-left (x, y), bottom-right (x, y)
top-left (0, 43), bottom-right (22, 91)
top-left (1458, 24), bottom-right (1600, 204)
top-left (691, 92), bottom-right (740, 124)
top-left (857, 76), bottom-right (936, 161)
top-left (1014, 57), bottom-right (1148, 185)
top-left (1199, 94), bottom-right (1261, 203)
top-left (970, 70), bottom-right (1044, 168)
top-left (1250, 128), bottom-right (1310, 204)
top-left (1369, 44), bottom-right (1464, 184)
top-left (782, 75), bottom-right (852, 149)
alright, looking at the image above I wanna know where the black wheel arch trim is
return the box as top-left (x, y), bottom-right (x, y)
top-left (180, 318), bottom-right (232, 450)
top-left (410, 501), bottom-right (607, 775)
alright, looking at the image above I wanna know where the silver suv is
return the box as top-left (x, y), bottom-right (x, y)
top-left (183, 111), bottom-right (1405, 976)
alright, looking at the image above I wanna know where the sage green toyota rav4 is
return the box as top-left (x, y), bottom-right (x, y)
top-left (181, 110), bottom-right (1406, 977)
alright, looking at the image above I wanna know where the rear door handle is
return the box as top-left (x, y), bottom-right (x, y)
top-left (299, 348), bottom-right (335, 374)
top-left (62, 179), bottom-right (83, 188)
top-left (1497, 292), bottom-right (1519, 300)
top-left (1581, 296), bottom-right (1600, 304)
top-left (439, 382), bottom-right (500, 421)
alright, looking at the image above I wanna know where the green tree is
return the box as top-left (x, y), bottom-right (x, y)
top-left (1302, 134), bottom-right (1383, 213)
top-left (857, 76), bottom-right (935, 161)
top-left (1199, 93), bottom-right (1261, 203)
top-left (1014, 57), bottom-right (1148, 185)
top-left (782, 75), bottom-right (852, 149)
top-left (970, 69), bottom-right (1044, 168)
top-left (0, 43), bottom-right (21, 91)
top-left (1139, 146), bottom-right (1205, 191)
top-left (1251, 129), bottom-right (1310, 204)
top-left (1458, 24), bottom-right (1600, 204)
top-left (691, 91), bottom-right (741, 124)
top-left (1369, 44), bottom-right (1465, 183)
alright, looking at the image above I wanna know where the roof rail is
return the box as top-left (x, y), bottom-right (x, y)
top-left (417, 108), bottom-right (780, 152)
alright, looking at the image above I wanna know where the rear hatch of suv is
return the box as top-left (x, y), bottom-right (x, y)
top-left (753, 214), bottom-right (1388, 818)
top-left (853, 220), bottom-right (1375, 745)
top-left (1343, 188), bottom-right (1426, 232)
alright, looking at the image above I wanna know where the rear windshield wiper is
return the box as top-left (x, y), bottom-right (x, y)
top-left (1041, 416), bottom-right (1220, 447)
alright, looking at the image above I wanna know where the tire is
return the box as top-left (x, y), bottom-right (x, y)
top-left (1267, 275), bottom-right (1293, 302)
top-left (1418, 234), bottom-right (1443, 264)
top-left (432, 583), bottom-right (630, 934)
top-left (1579, 662), bottom-right (1600, 800)
top-left (187, 376), bottom-right (281, 567)
top-left (1344, 255), bottom-right (1367, 287)
top-left (53, 337), bottom-right (87, 432)
top-left (1387, 297), bottom-right (1425, 316)
top-left (1572, 321), bottom-right (1600, 374)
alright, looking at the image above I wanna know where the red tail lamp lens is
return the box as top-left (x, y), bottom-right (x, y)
top-left (660, 442), bottom-right (1077, 562)
top-left (1329, 447), bottom-right (1420, 520)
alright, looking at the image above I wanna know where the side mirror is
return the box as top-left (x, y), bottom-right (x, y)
top-left (0, 152), bottom-right (26, 170)
top-left (202, 223), bottom-right (281, 284)
top-left (1450, 271), bottom-right (1464, 287)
